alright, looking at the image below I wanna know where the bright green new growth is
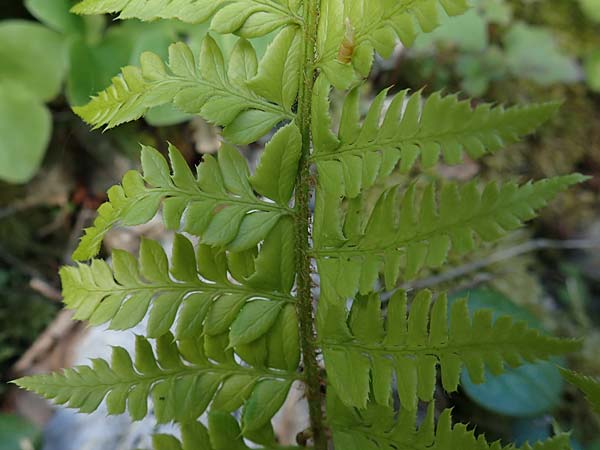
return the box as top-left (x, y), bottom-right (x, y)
top-left (15, 0), bottom-right (587, 449)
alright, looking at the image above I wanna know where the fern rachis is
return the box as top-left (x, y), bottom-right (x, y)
top-left (14, 1), bottom-right (590, 449)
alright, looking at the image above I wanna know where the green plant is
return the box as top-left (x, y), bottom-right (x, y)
top-left (562, 369), bottom-right (600, 414)
top-left (14, 1), bottom-right (590, 449)
top-left (0, 0), bottom-right (250, 184)
top-left (409, 0), bottom-right (579, 96)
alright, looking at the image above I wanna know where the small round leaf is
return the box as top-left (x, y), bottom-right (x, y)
top-left (0, 84), bottom-right (52, 184)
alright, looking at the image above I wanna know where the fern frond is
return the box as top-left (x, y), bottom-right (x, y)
top-left (72, 0), bottom-right (301, 36)
top-left (74, 36), bottom-right (298, 143)
top-left (152, 412), bottom-right (302, 450)
top-left (314, 175), bottom-right (586, 298)
top-left (15, 333), bottom-right (296, 428)
top-left (64, 231), bottom-right (299, 351)
top-left (316, 0), bottom-right (471, 87)
top-left (561, 369), bottom-right (600, 414)
top-left (320, 291), bottom-right (581, 409)
top-left (312, 85), bottom-right (560, 197)
top-left (73, 143), bottom-right (296, 261)
top-left (328, 392), bottom-right (572, 450)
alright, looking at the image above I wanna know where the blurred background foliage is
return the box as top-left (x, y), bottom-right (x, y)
top-left (0, 0), bottom-right (600, 449)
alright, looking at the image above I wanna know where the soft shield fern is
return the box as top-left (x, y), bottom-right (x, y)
top-left (15, 1), bottom-right (588, 449)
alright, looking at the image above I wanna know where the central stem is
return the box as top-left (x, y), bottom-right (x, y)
top-left (294, 0), bottom-right (326, 449)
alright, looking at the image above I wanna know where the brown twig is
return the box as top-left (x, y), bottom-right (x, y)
top-left (10, 310), bottom-right (81, 375)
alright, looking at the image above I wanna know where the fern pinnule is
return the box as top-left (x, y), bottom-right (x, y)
top-left (328, 392), bottom-right (572, 450)
top-left (561, 369), bottom-right (600, 414)
top-left (73, 142), bottom-right (296, 261)
top-left (64, 230), bottom-right (299, 353)
top-left (75, 37), bottom-right (297, 142)
top-left (315, 174), bottom-right (587, 298)
top-left (312, 85), bottom-right (561, 197)
top-left (15, 333), bottom-right (297, 428)
top-left (320, 290), bottom-right (581, 409)
top-left (71, 0), bottom-right (302, 36)
top-left (152, 410), bottom-right (302, 450)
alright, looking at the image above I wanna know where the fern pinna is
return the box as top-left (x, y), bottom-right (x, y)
top-left (15, 1), bottom-right (588, 449)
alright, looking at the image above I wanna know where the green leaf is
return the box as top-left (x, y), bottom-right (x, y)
top-left (453, 288), bottom-right (565, 417)
top-left (228, 212), bottom-right (284, 252)
top-left (153, 434), bottom-right (182, 450)
top-left (204, 294), bottom-right (248, 336)
top-left (14, 335), bottom-right (297, 423)
top-left (320, 289), bottom-right (581, 409)
top-left (316, 0), bottom-right (470, 84)
top-left (504, 23), bottom-right (578, 86)
top-left (0, 83), bottom-right (52, 184)
top-left (61, 235), bottom-right (294, 337)
top-left (247, 216), bottom-right (296, 293)
top-left (0, 20), bottom-right (67, 101)
top-left (72, 143), bottom-right (289, 261)
top-left (229, 301), bottom-right (284, 347)
top-left (25, 0), bottom-right (86, 34)
top-left (561, 369), bottom-right (600, 414)
top-left (208, 412), bottom-right (249, 450)
top-left (247, 26), bottom-right (302, 111)
top-left (243, 379), bottom-right (292, 432)
top-left (266, 304), bottom-right (300, 371)
top-left (67, 20), bottom-right (177, 107)
top-left (328, 392), bottom-right (572, 450)
top-left (74, 36), bottom-right (292, 142)
top-left (315, 175), bottom-right (587, 297)
top-left (250, 123), bottom-right (302, 205)
top-left (71, 0), bottom-right (299, 37)
top-left (312, 87), bottom-right (561, 196)
top-left (580, 0), bottom-right (600, 22)
top-left (585, 50), bottom-right (600, 93)
top-left (218, 144), bottom-right (254, 198)
top-left (212, 375), bottom-right (257, 412)
top-left (0, 414), bottom-right (41, 450)
top-left (222, 110), bottom-right (284, 145)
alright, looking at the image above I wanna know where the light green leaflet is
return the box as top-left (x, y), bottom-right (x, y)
top-left (312, 78), bottom-right (561, 197)
top-left (314, 175), bottom-right (586, 297)
top-left (320, 290), bottom-right (581, 409)
top-left (74, 34), bottom-right (301, 143)
top-left (72, 141), bottom-right (300, 261)
top-left (328, 393), bottom-right (572, 450)
top-left (63, 232), bottom-right (298, 347)
top-left (152, 412), bottom-right (302, 450)
top-left (71, 0), bottom-right (302, 37)
top-left (316, 0), bottom-right (470, 88)
top-left (16, 334), bottom-right (296, 428)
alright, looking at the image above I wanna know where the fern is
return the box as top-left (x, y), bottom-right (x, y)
top-left (312, 84), bottom-right (561, 196)
top-left (64, 232), bottom-right (297, 344)
top-left (16, 333), bottom-right (296, 429)
top-left (315, 175), bottom-right (585, 297)
top-left (15, 1), bottom-right (589, 449)
top-left (74, 35), bottom-right (299, 143)
top-left (561, 369), bottom-right (600, 414)
top-left (320, 290), bottom-right (581, 409)
top-left (328, 393), bottom-right (571, 450)
top-left (152, 411), bottom-right (301, 450)
top-left (71, 0), bottom-right (301, 36)
top-left (73, 139), bottom-right (298, 261)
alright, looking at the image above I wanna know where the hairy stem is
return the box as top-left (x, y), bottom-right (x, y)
top-left (294, 0), bottom-right (326, 448)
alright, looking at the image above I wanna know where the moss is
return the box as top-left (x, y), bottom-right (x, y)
top-left (0, 270), bottom-right (58, 396)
